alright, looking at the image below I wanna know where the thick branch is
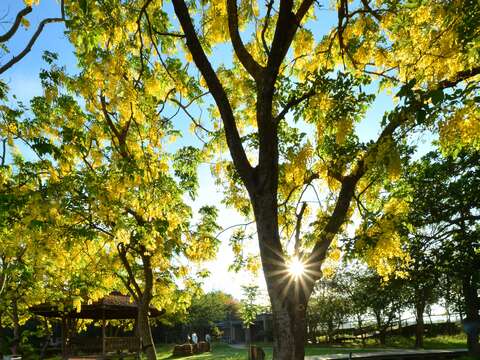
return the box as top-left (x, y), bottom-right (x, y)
top-left (116, 271), bottom-right (139, 303)
top-left (306, 102), bottom-right (413, 271)
top-left (266, 0), bottom-right (315, 76)
top-left (266, 0), bottom-right (294, 77)
top-left (437, 66), bottom-right (480, 89)
top-left (140, 245), bottom-right (154, 303)
top-left (126, 207), bottom-right (146, 226)
top-left (117, 243), bottom-right (143, 298)
top-left (308, 174), bottom-right (360, 272)
top-left (0, 6), bottom-right (32, 43)
top-left (171, 0), bottom-right (253, 182)
top-left (1, 138), bottom-right (6, 166)
top-left (226, 0), bottom-right (264, 80)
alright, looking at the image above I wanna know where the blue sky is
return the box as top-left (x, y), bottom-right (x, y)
top-left (1, 0), bottom-right (434, 301)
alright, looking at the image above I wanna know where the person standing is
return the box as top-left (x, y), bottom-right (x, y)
top-left (205, 333), bottom-right (212, 352)
top-left (192, 332), bottom-right (198, 344)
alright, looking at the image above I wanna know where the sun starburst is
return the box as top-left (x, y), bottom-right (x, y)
top-left (288, 257), bottom-right (305, 279)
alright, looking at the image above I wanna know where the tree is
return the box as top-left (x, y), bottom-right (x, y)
top-left (350, 270), bottom-right (403, 345)
top-left (4, 0), bottom-right (480, 358)
top-left (0, 161), bottom-right (116, 357)
top-left (239, 285), bottom-right (264, 358)
top-left (307, 277), bottom-right (351, 344)
top-left (340, 266), bottom-right (376, 345)
top-left (404, 150), bottom-right (480, 355)
top-left (402, 233), bottom-right (440, 348)
top-left (186, 291), bottom-right (239, 334)
top-left (164, 1), bottom-right (480, 357)
top-left (1, 45), bottom-right (220, 358)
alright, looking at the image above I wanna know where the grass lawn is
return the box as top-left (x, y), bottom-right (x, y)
top-left (369, 333), bottom-right (467, 349)
top-left (43, 334), bottom-right (468, 359)
top-left (156, 342), bottom-right (377, 359)
top-left (155, 334), bottom-right (468, 359)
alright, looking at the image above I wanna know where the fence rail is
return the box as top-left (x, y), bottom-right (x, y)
top-left (336, 313), bottom-right (462, 331)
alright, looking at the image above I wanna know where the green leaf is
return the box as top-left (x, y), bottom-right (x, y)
top-left (430, 89), bottom-right (444, 105)
top-left (79, 0), bottom-right (88, 13)
top-left (416, 109), bottom-right (426, 123)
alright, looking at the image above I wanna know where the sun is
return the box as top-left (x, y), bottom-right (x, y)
top-left (288, 257), bottom-right (305, 279)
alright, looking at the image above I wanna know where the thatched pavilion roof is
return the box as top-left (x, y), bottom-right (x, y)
top-left (30, 292), bottom-right (164, 320)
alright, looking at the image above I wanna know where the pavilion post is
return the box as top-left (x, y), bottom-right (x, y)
top-left (102, 306), bottom-right (106, 358)
top-left (61, 316), bottom-right (67, 360)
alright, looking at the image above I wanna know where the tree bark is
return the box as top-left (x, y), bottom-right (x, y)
top-left (357, 317), bottom-right (365, 345)
top-left (118, 243), bottom-right (157, 360)
top-left (374, 313), bottom-right (386, 346)
top-left (462, 274), bottom-right (480, 357)
top-left (252, 191), bottom-right (312, 360)
top-left (137, 300), bottom-right (156, 360)
top-left (414, 301), bottom-right (425, 348)
top-left (137, 251), bottom-right (157, 360)
top-left (378, 329), bottom-right (386, 346)
top-left (246, 326), bottom-right (252, 360)
top-left (270, 297), bottom-right (308, 360)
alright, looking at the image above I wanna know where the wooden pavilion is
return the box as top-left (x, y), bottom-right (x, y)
top-left (31, 292), bottom-right (164, 359)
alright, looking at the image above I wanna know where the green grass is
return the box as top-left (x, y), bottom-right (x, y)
top-left (155, 334), bottom-right (468, 359)
top-left (156, 342), bottom-right (246, 359)
top-left (155, 342), bottom-right (378, 359)
top-left (43, 334), bottom-right (468, 359)
top-left (358, 333), bottom-right (468, 349)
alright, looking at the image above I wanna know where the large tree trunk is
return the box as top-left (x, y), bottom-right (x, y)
top-left (252, 191), bottom-right (313, 360)
top-left (462, 274), bottom-right (480, 357)
top-left (137, 300), bottom-right (156, 360)
top-left (117, 242), bottom-right (157, 360)
top-left (270, 297), bottom-right (308, 360)
top-left (138, 251), bottom-right (157, 360)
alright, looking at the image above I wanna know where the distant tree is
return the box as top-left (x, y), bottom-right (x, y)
top-left (438, 275), bottom-right (464, 324)
top-left (307, 276), bottom-right (351, 344)
top-left (400, 233), bottom-right (440, 348)
top-left (404, 150), bottom-right (480, 356)
top-left (239, 285), bottom-right (264, 356)
top-left (359, 272), bottom-right (402, 345)
top-left (342, 266), bottom-right (385, 344)
top-left (187, 291), bottom-right (239, 334)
